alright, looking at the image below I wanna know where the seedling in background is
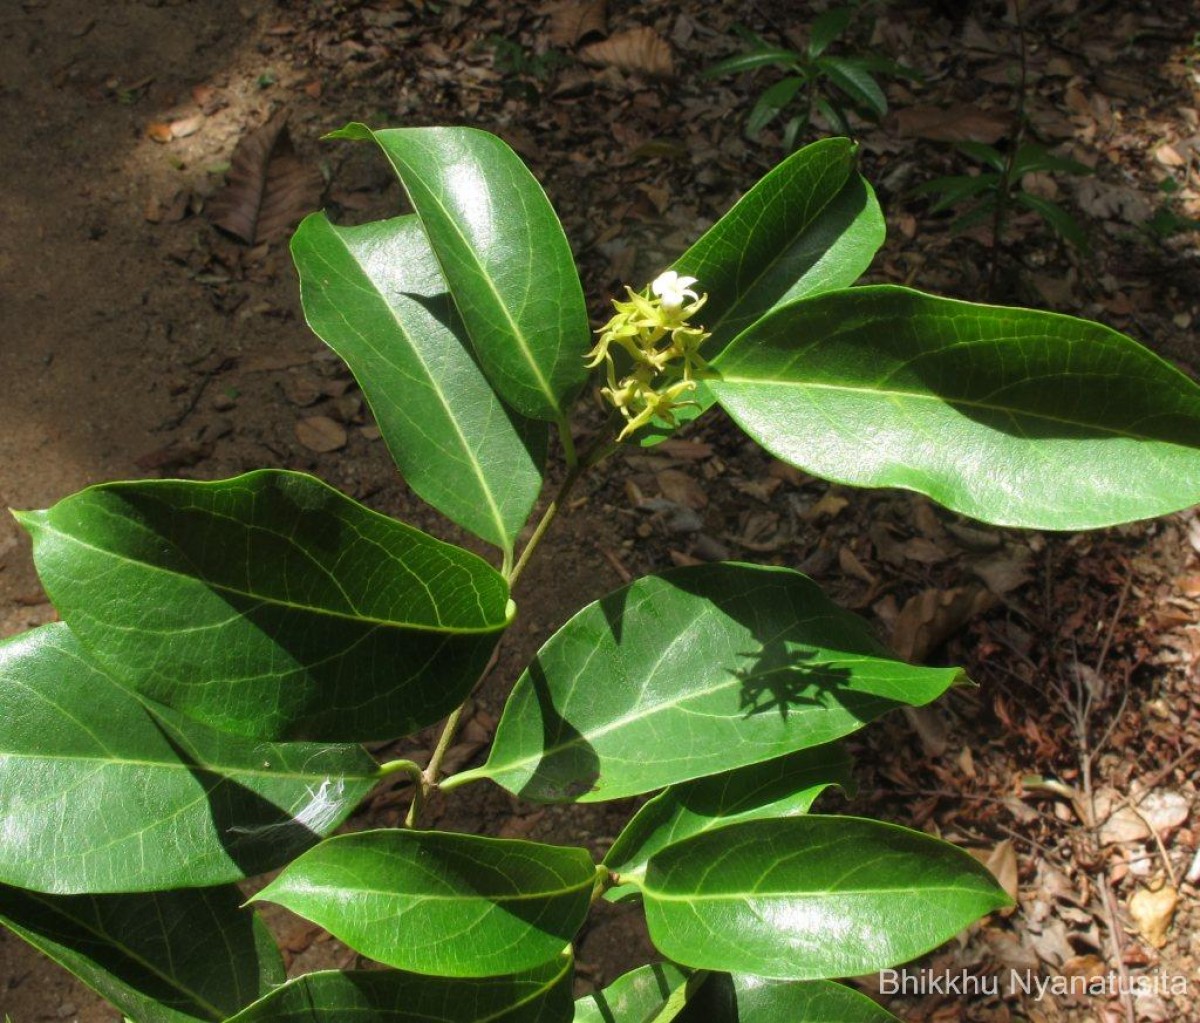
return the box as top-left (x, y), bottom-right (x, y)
top-left (705, 7), bottom-right (916, 151)
top-left (914, 140), bottom-right (1092, 294)
top-left (1143, 176), bottom-right (1200, 241)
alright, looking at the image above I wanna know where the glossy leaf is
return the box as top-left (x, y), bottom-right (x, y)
top-left (712, 285), bottom-right (1200, 529)
top-left (292, 212), bottom-right (546, 553)
top-left (452, 563), bottom-right (961, 802)
top-left (680, 974), bottom-right (900, 1022)
top-left (574, 962), bottom-right (692, 1023)
top-left (644, 137), bottom-right (883, 442)
top-left (331, 123), bottom-right (588, 421)
top-left (253, 830), bottom-right (595, 977)
top-left (0, 884), bottom-right (283, 1023)
top-left (17, 470), bottom-right (510, 741)
top-left (640, 816), bottom-right (1011, 980)
top-left (226, 957), bottom-right (573, 1023)
top-left (674, 138), bottom-right (881, 344)
top-left (0, 624), bottom-right (376, 893)
top-left (603, 743), bottom-right (852, 877)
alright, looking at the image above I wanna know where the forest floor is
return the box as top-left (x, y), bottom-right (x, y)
top-left (2, 1), bottom-right (1200, 1021)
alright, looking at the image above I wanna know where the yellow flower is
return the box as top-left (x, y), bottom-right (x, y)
top-left (585, 271), bottom-right (713, 441)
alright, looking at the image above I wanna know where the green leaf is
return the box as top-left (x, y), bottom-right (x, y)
top-left (0, 624), bottom-right (377, 893)
top-left (808, 8), bottom-right (852, 58)
top-left (252, 830), bottom-right (595, 977)
top-left (291, 212), bottom-right (547, 553)
top-left (956, 141), bottom-right (1006, 171)
top-left (644, 137), bottom-right (883, 442)
top-left (947, 200), bottom-right (997, 236)
top-left (640, 817), bottom-right (1011, 980)
top-left (1015, 191), bottom-right (1090, 252)
top-left (704, 48), bottom-right (803, 78)
top-left (746, 76), bottom-right (805, 138)
top-left (781, 115), bottom-right (805, 154)
top-left (815, 97), bottom-right (853, 136)
top-left (680, 974), bottom-right (901, 1022)
top-left (573, 963), bottom-right (692, 1023)
top-left (17, 470), bottom-right (510, 741)
top-left (603, 743), bottom-right (853, 877)
top-left (911, 173), bottom-right (1000, 214)
top-left (818, 57), bottom-right (888, 119)
top-left (226, 956), bottom-right (574, 1023)
top-left (0, 884), bottom-right (283, 1023)
top-left (330, 123), bottom-right (588, 422)
top-left (676, 137), bottom-right (882, 355)
top-left (451, 563), bottom-right (961, 803)
top-left (1011, 143), bottom-right (1092, 178)
top-left (711, 285), bottom-right (1200, 528)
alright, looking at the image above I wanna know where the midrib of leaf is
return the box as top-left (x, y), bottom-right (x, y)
top-left (384, 148), bottom-right (561, 415)
top-left (7, 672), bottom-right (372, 781)
top-left (32, 524), bottom-right (503, 635)
top-left (12, 892), bottom-right (229, 1021)
top-left (717, 374), bottom-right (1189, 444)
top-left (644, 882), bottom-right (987, 902)
top-left (242, 958), bottom-right (569, 1022)
top-left (0, 750), bottom-right (365, 783)
top-left (271, 876), bottom-right (590, 904)
top-left (313, 229), bottom-right (512, 551)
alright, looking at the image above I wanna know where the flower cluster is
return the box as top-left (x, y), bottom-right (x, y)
top-left (586, 271), bottom-right (713, 440)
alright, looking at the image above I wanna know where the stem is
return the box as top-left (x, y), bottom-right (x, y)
top-left (404, 643), bottom-right (502, 827)
top-left (649, 972), bottom-right (711, 1021)
top-left (376, 758), bottom-right (424, 784)
top-left (405, 428), bottom-right (619, 826)
top-left (507, 469), bottom-right (578, 589)
top-left (557, 416), bottom-right (578, 469)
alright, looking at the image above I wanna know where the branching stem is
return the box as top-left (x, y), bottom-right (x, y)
top-left (402, 427), bottom-right (619, 827)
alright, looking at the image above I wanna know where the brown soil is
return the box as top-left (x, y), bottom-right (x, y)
top-left (2, 2), bottom-right (1199, 1021)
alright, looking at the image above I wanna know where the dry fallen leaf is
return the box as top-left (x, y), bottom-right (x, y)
top-left (971, 544), bottom-right (1033, 597)
top-left (145, 122), bottom-right (174, 144)
top-left (891, 586), bottom-right (996, 663)
top-left (545, 0), bottom-right (607, 47)
top-left (887, 103), bottom-right (1009, 143)
top-left (656, 468), bottom-right (707, 510)
top-left (968, 839), bottom-right (1020, 904)
top-left (208, 111), bottom-right (324, 245)
top-left (295, 415), bottom-right (347, 453)
top-left (1129, 885), bottom-right (1178, 948)
top-left (802, 492), bottom-right (849, 522)
top-left (580, 26), bottom-right (674, 78)
top-left (170, 114), bottom-right (204, 139)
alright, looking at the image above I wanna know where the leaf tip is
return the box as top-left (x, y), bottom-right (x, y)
top-left (324, 122), bottom-right (375, 143)
top-left (9, 508), bottom-right (40, 533)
